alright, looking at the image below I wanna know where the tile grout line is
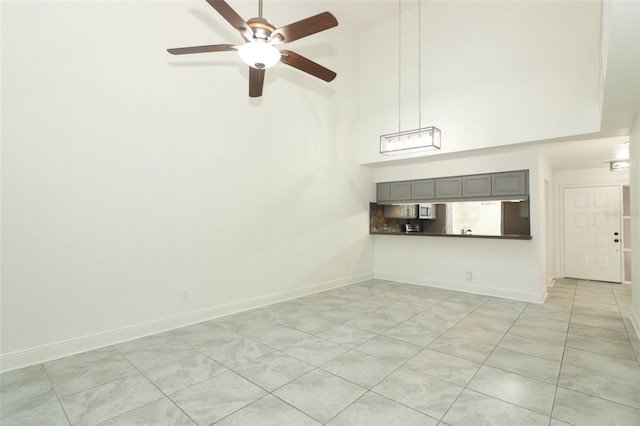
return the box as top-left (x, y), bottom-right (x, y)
top-left (552, 281), bottom-right (640, 419)
top-left (555, 281), bottom-right (640, 414)
top-left (436, 294), bottom-right (553, 423)
top-left (216, 295), bottom-right (418, 426)
top-left (41, 347), bottom-right (168, 425)
top-left (110, 342), bottom-right (201, 426)
top-left (319, 288), bottom-right (469, 425)
top-left (548, 280), bottom-right (577, 426)
top-left (267, 288), bottom-right (469, 424)
top-left (41, 363), bottom-right (74, 426)
top-left (612, 285), bottom-right (640, 364)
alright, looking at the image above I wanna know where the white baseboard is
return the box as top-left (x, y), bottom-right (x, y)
top-left (374, 272), bottom-right (546, 304)
top-left (540, 288), bottom-right (549, 304)
top-left (0, 273), bottom-right (374, 373)
top-left (547, 278), bottom-right (557, 288)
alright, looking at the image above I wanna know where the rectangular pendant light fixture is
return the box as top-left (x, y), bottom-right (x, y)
top-left (380, 1), bottom-right (440, 156)
top-left (380, 126), bottom-right (441, 155)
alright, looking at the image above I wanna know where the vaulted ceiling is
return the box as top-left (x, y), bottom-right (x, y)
top-left (348, 0), bottom-right (638, 169)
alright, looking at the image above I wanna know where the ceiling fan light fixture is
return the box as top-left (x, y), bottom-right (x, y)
top-left (238, 40), bottom-right (281, 69)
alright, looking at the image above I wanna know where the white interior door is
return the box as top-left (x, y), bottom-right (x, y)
top-left (564, 186), bottom-right (622, 283)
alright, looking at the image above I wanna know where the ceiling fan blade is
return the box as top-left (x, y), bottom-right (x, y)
top-left (270, 12), bottom-right (338, 44)
top-left (280, 49), bottom-right (336, 82)
top-left (249, 67), bottom-right (265, 97)
top-left (205, 0), bottom-right (252, 40)
top-left (167, 44), bottom-right (237, 55)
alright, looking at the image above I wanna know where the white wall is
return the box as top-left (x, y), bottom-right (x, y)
top-left (600, 0), bottom-right (640, 131)
top-left (553, 166), bottom-right (630, 280)
top-left (538, 153), bottom-right (555, 289)
top-left (2, 0), bottom-right (635, 371)
top-left (373, 148), bottom-right (547, 303)
top-left (554, 167), bottom-right (630, 187)
top-left (358, 1), bottom-right (602, 165)
top-left (630, 113), bottom-right (640, 338)
top-left (0, 1), bottom-right (373, 371)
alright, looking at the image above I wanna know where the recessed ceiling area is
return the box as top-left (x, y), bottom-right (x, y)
top-left (538, 135), bottom-right (629, 171)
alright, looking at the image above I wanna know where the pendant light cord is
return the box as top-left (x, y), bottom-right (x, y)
top-left (418, 0), bottom-right (422, 129)
top-left (398, 0), bottom-right (402, 134)
top-left (398, 0), bottom-right (423, 132)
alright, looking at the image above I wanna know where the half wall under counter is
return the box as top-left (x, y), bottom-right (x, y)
top-left (369, 202), bottom-right (532, 240)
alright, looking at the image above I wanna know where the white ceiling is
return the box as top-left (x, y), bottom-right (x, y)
top-left (538, 135), bottom-right (630, 171)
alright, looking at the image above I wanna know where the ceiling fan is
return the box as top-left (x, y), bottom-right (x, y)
top-left (167, 0), bottom-right (338, 97)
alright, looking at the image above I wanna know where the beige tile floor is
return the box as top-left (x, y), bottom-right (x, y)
top-left (2, 278), bottom-right (639, 425)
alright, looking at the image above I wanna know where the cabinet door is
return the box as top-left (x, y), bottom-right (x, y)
top-left (463, 174), bottom-right (492, 197)
top-left (435, 177), bottom-right (462, 199)
top-left (492, 171), bottom-right (528, 196)
top-left (390, 181), bottom-right (412, 201)
top-left (412, 179), bottom-right (435, 200)
top-left (377, 183), bottom-right (391, 202)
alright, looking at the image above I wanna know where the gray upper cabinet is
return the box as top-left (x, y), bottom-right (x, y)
top-left (435, 177), bottom-right (462, 199)
top-left (377, 183), bottom-right (391, 202)
top-left (390, 181), bottom-right (412, 201)
top-left (492, 171), bottom-right (528, 196)
top-left (411, 179), bottom-right (435, 200)
top-left (377, 170), bottom-right (528, 203)
top-left (463, 174), bottom-right (492, 197)
top-left (377, 181), bottom-right (412, 203)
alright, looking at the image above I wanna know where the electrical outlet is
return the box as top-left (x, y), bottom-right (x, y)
top-left (465, 270), bottom-right (472, 281)
top-left (180, 289), bottom-right (189, 301)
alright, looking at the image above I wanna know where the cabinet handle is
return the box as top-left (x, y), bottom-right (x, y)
top-left (614, 239), bottom-right (620, 243)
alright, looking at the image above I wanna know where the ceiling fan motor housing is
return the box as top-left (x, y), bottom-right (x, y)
top-left (247, 17), bottom-right (276, 40)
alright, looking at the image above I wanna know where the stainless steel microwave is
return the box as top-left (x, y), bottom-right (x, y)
top-left (419, 203), bottom-right (436, 219)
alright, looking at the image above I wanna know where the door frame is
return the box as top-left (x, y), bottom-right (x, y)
top-left (559, 184), bottom-right (624, 282)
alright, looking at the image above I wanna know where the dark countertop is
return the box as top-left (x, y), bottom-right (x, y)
top-left (370, 231), bottom-right (532, 240)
